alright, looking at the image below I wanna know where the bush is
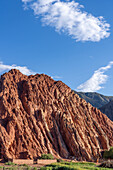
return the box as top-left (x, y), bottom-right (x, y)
top-left (5, 161), bottom-right (16, 165)
top-left (40, 154), bottom-right (54, 160)
top-left (33, 167), bottom-right (37, 170)
top-left (103, 147), bottom-right (113, 159)
top-left (20, 164), bottom-right (31, 169)
top-left (98, 160), bottom-right (113, 168)
top-left (40, 167), bottom-right (53, 170)
top-left (57, 159), bottom-right (64, 163)
top-left (20, 164), bottom-right (28, 166)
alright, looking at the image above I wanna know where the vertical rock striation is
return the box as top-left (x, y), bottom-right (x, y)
top-left (0, 69), bottom-right (113, 161)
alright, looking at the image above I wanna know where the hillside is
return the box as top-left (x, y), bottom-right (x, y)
top-left (100, 100), bottom-right (113, 121)
top-left (74, 91), bottom-right (113, 108)
top-left (0, 69), bottom-right (113, 161)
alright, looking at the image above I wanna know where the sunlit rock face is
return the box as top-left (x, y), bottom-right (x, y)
top-left (0, 69), bottom-right (113, 161)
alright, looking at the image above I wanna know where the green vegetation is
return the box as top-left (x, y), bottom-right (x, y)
top-left (1, 163), bottom-right (38, 170)
top-left (5, 161), bottom-right (17, 165)
top-left (56, 159), bottom-right (64, 162)
top-left (19, 164), bottom-right (32, 170)
top-left (2, 167), bottom-right (17, 170)
top-left (99, 161), bottom-right (113, 168)
top-left (40, 153), bottom-right (54, 160)
top-left (0, 166), bottom-right (37, 170)
top-left (103, 147), bottom-right (113, 159)
top-left (1, 161), bottom-right (113, 170)
top-left (40, 161), bottom-right (113, 170)
top-left (20, 164), bottom-right (29, 166)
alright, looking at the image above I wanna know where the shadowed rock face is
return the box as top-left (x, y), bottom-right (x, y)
top-left (100, 101), bottom-right (113, 121)
top-left (0, 69), bottom-right (113, 161)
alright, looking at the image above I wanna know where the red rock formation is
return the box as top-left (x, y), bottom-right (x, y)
top-left (0, 69), bottom-right (113, 161)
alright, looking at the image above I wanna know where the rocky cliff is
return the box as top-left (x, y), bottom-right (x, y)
top-left (0, 69), bottom-right (113, 161)
top-left (100, 101), bottom-right (113, 121)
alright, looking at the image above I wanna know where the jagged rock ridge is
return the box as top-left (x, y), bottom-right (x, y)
top-left (0, 69), bottom-right (113, 161)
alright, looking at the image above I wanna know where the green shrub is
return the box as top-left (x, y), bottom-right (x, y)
top-left (103, 147), bottom-right (113, 159)
top-left (3, 167), bottom-right (17, 170)
top-left (5, 161), bottom-right (16, 165)
top-left (57, 159), bottom-right (64, 163)
top-left (33, 167), bottom-right (37, 170)
top-left (40, 154), bottom-right (54, 160)
top-left (98, 161), bottom-right (113, 168)
top-left (40, 167), bottom-right (53, 170)
top-left (26, 167), bottom-right (31, 170)
top-left (20, 164), bottom-right (28, 166)
top-left (19, 164), bottom-right (32, 170)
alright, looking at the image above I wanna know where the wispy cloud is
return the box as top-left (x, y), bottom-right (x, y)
top-left (51, 75), bottom-right (62, 79)
top-left (0, 62), bottom-right (62, 79)
top-left (77, 61), bottom-right (113, 92)
top-left (0, 62), bottom-right (35, 75)
top-left (22, 0), bottom-right (110, 42)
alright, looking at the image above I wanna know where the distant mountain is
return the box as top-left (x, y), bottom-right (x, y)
top-left (100, 100), bottom-right (113, 121)
top-left (73, 91), bottom-right (113, 108)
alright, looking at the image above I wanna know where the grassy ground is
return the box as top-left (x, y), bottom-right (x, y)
top-left (0, 161), bottom-right (113, 170)
top-left (0, 164), bottom-right (38, 170)
top-left (40, 161), bottom-right (113, 170)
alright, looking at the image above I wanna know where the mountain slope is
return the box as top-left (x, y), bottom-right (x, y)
top-left (74, 91), bottom-right (113, 108)
top-left (0, 69), bottom-right (113, 161)
top-left (100, 101), bottom-right (113, 121)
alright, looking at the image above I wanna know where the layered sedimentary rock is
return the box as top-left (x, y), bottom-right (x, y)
top-left (0, 69), bottom-right (113, 161)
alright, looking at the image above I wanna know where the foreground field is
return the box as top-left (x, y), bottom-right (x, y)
top-left (0, 161), bottom-right (113, 170)
top-left (40, 161), bottom-right (113, 170)
top-left (0, 163), bottom-right (40, 170)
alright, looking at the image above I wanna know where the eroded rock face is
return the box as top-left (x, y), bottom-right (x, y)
top-left (0, 69), bottom-right (113, 161)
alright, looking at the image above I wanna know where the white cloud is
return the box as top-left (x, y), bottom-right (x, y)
top-left (0, 62), bottom-right (62, 79)
top-left (0, 62), bottom-right (36, 75)
top-left (51, 75), bottom-right (62, 79)
top-left (77, 61), bottom-right (113, 92)
top-left (22, 0), bottom-right (110, 42)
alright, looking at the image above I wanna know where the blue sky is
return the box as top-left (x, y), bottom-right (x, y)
top-left (0, 0), bottom-right (113, 95)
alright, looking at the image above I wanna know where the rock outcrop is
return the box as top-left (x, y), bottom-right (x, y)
top-left (100, 100), bottom-right (113, 121)
top-left (0, 69), bottom-right (113, 161)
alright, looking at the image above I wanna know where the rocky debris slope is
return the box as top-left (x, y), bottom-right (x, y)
top-left (100, 101), bottom-right (113, 121)
top-left (0, 69), bottom-right (113, 161)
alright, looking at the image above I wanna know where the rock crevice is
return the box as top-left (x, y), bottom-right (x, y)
top-left (0, 69), bottom-right (113, 161)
